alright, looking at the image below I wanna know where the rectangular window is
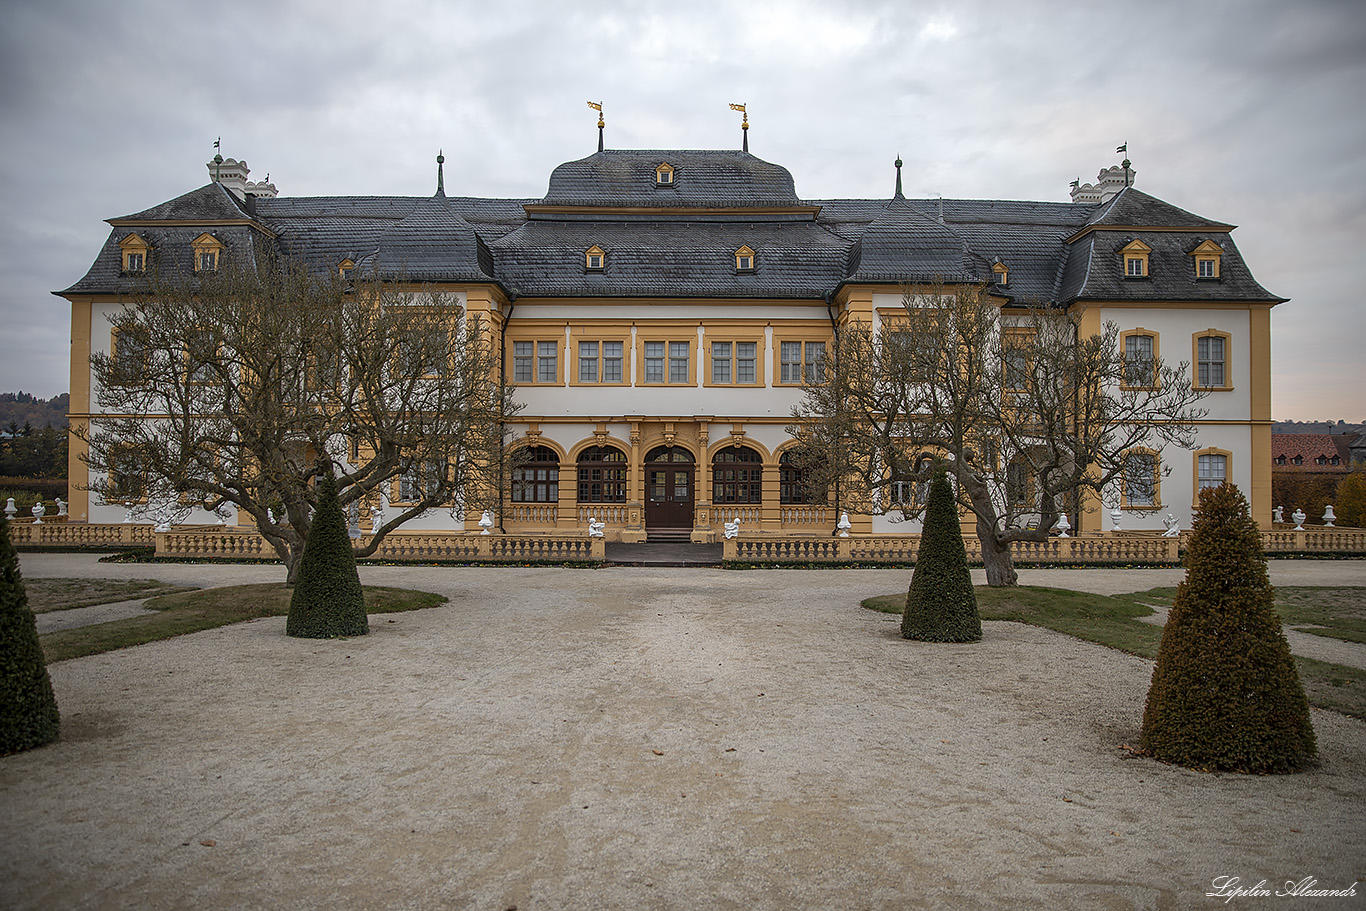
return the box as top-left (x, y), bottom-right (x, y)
top-left (199, 251), bottom-right (218, 272)
top-left (645, 341), bottom-right (665, 383)
top-left (736, 342), bottom-right (756, 383)
top-left (1003, 345), bottom-right (1029, 392)
top-left (712, 342), bottom-right (732, 383)
top-left (537, 341), bottom-right (558, 383)
top-left (579, 341), bottom-right (598, 383)
top-left (804, 342), bottom-right (825, 383)
top-left (513, 341), bottom-right (533, 383)
top-left (1126, 257), bottom-right (1145, 277)
top-left (399, 460), bottom-right (444, 503)
top-left (602, 341), bottom-right (622, 383)
top-left (1125, 452), bottom-right (1156, 506)
top-left (126, 252), bottom-right (144, 273)
top-left (1197, 336), bottom-right (1225, 388)
top-left (780, 341), bottom-right (802, 384)
top-left (1197, 259), bottom-right (1215, 278)
top-left (1124, 335), bottom-right (1155, 387)
top-left (1198, 453), bottom-right (1226, 490)
top-left (669, 342), bottom-right (690, 383)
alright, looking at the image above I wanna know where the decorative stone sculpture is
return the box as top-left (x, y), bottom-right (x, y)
top-left (56, 497), bottom-right (67, 517)
top-left (347, 501), bottom-right (362, 539)
top-left (30, 501), bottom-right (45, 524)
top-left (214, 504), bottom-right (229, 526)
top-left (837, 511), bottom-right (852, 538)
top-left (267, 508), bottom-right (276, 526)
top-left (1054, 513), bottom-right (1071, 538)
top-left (1110, 508), bottom-right (1122, 532)
top-left (123, 508), bottom-right (134, 524)
top-left (4, 498), bottom-right (16, 520)
top-left (1162, 514), bottom-right (1180, 537)
top-left (587, 518), bottom-right (605, 538)
top-left (1323, 505), bottom-right (1336, 527)
top-left (370, 504), bottom-right (384, 533)
top-left (1273, 506), bottom-right (1284, 524)
top-left (479, 510), bottom-right (495, 535)
top-left (723, 518), bottom-right (740, 539)
top-left (1292, 508), bottom-right (1306, 531)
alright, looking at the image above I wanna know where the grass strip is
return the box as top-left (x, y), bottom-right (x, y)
top-left (39, 583), bottom-right (447, 663)
top-left (24, 578), bottom-right (197, 613)
top-left (862, 585), bottom-right (1365, 718)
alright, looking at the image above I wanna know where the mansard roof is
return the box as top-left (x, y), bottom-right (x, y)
top-left (57, 149), bottom-right (1284, 307)
top-left (538, 150), bottom-right (802, 209)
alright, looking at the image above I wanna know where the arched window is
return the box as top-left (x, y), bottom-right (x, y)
top-left (511, 445), bottom-right (559, 503)
top-left (713, 446), bottom-right (763, 504)
top-left (577, 445), bottom-right (627, 503)
top-left (779, 451), bottom-right (810, 504)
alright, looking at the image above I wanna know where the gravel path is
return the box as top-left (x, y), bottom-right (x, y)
top-left (3, 557), bottom-right (1363, 910)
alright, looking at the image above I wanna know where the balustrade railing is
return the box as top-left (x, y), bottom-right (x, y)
top-left (505, 504), bottom-right (558, 526)
top-left (578, 504), bottom-right (628, 526)
top-left (780, 505), bottom-right (830, 527)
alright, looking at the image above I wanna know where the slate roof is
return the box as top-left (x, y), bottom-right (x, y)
top-left (58, 150), bottom-right (1286, 307)
top-left (540, 150), bottom-right (801, 209)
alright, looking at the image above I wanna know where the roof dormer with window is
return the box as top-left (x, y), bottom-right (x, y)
top-left (118, 233), bottom-right (149, 274)
top-left (1190, 238), bottom-right (1223, 279)
top-left (585, 245), bottom-right (606, 271)
top-left (1120, 239), bottom-right (1150, 278)
top-left (655, 162), bottom-right (675, 186)
top-left (735, 245), bottom-right (756, 272)
top-left (191, 232), bottom-right (224, 272)
top-left (992, 261), bottom-right (1009, 286)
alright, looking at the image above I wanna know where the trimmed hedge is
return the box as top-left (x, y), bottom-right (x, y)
top-left (902, 470), bottom-right (981, 642)
top-left (0, 516), bottom-right (60, 754)
top-left (285, 474), bottom-right (368, 639)
top-left (1141, 483), bottom-right (1316, 773)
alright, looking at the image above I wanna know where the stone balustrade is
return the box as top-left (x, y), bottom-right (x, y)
top-left (7, 521), bottom-right (153, 546)
top-left (146, 528), bottom-right (604, 563)
top-left (780, 505), bottom-right (830, 527)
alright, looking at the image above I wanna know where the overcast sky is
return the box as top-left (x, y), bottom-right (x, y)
top-left (2, 0), bottom-right (1362, 420)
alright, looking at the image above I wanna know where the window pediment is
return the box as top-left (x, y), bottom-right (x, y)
top-left (585, 244), bottom-right (606, 271)
top-left (191, 232), bottom-right (224, 272)
top-left (735, 245), bottom-right (756, 272)
top-left (1189, 239), bottom-right (1222, 279)
top-left (655, 162), bottom-right (675, 186)
top-left (118, 233), bottom-right (149, 273)
top-left (1120, 239), bottom-right (1150, 278)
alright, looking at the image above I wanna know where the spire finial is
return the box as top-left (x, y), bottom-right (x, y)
top-left (1117, 141), bottom-right (1132, 188)
top-left (730, 103), bottom-right (748, 153)
top-left (212, 137), bottom-right (223, 181)
top-left (894, 154), bottom-right (904, 199)
top-left (436, 149), bottom-right (446, 197)
top-left (588, 101), bottom-right (604, 152)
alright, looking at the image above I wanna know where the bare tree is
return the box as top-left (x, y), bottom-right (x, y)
top-left (789, 283), bottom-right (1208, 586)
top-left (79, 255), bottom-right (519, 582)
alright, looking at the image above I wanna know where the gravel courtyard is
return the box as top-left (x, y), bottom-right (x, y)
top-left (3, 557), bottom-right (1363, 910)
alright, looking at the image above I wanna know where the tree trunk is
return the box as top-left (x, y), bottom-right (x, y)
top-left (977, 518), bottom-right (1018, 587)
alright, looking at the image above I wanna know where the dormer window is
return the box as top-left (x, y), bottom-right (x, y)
top-left (735, 245), bottom-right (755, 272)
top-left (191, 232), bottom-right (224, 272)
top-left (992, 261), bottom-right (1009, 286)
top-left (1121, 239), bottom-right (1150, 278)
top-left (118, 233), bottom-right (149, 274)
top-left (338, 258), bottom-right (355, 279)
top-left (585, 245), bottom-right (606, 271)
top-left (1276, 455), bottom-right (1286, 465)
top-left (1190, 239), bottom-right (1222, 279)
top-left (655, 163), bottom-right (675, 186)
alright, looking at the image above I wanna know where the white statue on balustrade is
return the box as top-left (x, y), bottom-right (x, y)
top-left (1323, 505), bottom-right (1336, 527)
top-left (588, 518), bottom-right (605, 538)
top-left (1053, 513), bottom-right (1071, 538)
top-left (837, 511), bottom-right (852, 538)
top-left (30, 501), bottom-right (45, 524)
top-left (479, 510), bottom-right (495, 535)
top-left (1292, 508), bottom-right (1306, 531)
top-left (1162, 514), bottom-right (1180, 537)
top-left (3, 498), bottom-right (15, 520)
top-left (723, 517), bottom-right (741, 539)
top-left (1273, 506), bottom-right (1284, 524)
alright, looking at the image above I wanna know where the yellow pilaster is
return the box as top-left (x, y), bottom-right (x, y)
top-left (1074, 304), bottom-right (1104, 533)
top-left (1249, 305), bottom-right (1273, 526)
top-left (67, 298), bottom-right (93, 521)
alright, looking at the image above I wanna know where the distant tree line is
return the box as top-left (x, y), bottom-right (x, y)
top-left (0, 423), bottom-right (67, 480)
top-left (0, 393), bottom-right (69, 432)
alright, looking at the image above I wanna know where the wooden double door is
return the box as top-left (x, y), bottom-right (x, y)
top-left (644, 446), bottom-right (694, 531)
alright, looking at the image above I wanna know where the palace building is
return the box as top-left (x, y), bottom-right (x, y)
top-left (59, 138), bottom-right (1284, 542)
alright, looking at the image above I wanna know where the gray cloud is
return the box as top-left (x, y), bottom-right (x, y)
top-left (2, 0), bottom-right (1362, 418)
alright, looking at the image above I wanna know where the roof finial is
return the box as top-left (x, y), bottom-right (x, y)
top-left (435, 149), bottom-right (446, 197)
top-left (588, 102), bottom-right (604, 152)
top-left (1117, 142), bottom-right (1131, 188)
top-left (730, 103), bottom-right (748, 153)
top-left (894, 154), bottom-right (904, 199)
top-left (212, 137), bottom-right (222, 181)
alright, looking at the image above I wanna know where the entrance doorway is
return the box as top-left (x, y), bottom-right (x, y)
top-left (644, 445), bottom-right (694, 533)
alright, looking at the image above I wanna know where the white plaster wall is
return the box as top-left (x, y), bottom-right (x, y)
top-left (1101, 306), bottom-right (1251, 420)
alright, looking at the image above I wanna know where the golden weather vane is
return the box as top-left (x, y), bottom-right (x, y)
top-left (729, 103), bottom-right (749, 152)
top-left (588, 102), bottom-right (605, 152)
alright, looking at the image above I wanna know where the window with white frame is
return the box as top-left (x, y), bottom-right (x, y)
top-left (1197, 335), bottom-right (1226, 388)
top-left (1198, 452), bottom-right (1227, 491)
top-left (1124, 333), bottom-right (1156, 387)
top-left (398, 460), bottom-right (444, 503)
top-left (578, 340), bottom-right (624, 383)
top-left (1124, 451), bottom-right (1157, 507)
top-left (711, 341), bottom-right (758, 384)
top-left (644, 340), bottom-right (691, 384)
top-left (780, 341), bottom-right (825, 384)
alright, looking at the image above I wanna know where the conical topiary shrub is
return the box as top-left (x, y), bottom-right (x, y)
top-left (285, 473), bottom-right (368, 639)
top-left (1141, 483), bottom-right (1315, 772)
top-left (1, 516), bottom-right (60, 754)
top-left (903, 469), bottom-right (981, 642)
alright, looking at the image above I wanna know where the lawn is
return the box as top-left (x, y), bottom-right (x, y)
top-left (24, 578), bottom-right (198, 613)
top-left (863, 585), bottom-right (1366, 719)
top-left (38, 583), bottom-right (448, 663)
